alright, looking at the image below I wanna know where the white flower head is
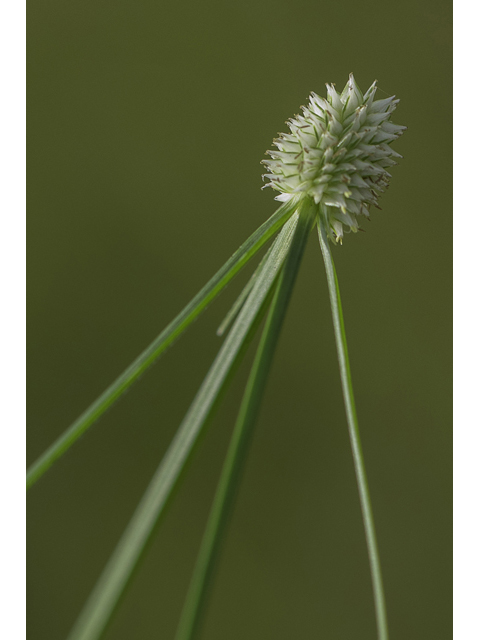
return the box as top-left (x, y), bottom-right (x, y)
top-left (262, 74), bottom-right (406, 243)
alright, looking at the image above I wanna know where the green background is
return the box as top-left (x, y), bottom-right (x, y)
top-left (28, 1), bottom-right (452, 638)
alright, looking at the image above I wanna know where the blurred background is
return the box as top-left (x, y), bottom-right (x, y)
top-left (28, 0), bottom-right (451, 638)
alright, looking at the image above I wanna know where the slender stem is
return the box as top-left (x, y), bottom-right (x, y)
top-left (26, 197), bottom-right (300, 490)
top-left (174, 198), bottom-right (316, 640)
top-left (217, 242), bottom-right (275, 337)
top-left (65, 213), bottom-right (301, 640)
top-left (317, 215), bottom-right (389, 640)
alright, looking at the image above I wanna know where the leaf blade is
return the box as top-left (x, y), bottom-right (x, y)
top-left (216, 241), bottom-right (275, 337)
top-left (26, 198), bottom-right (299, 489)
top-left (174, 198), bottom-right (316, 640)
top-left (317, 214), bottom-right (389, 640)
top-left (65, 212), bottom-right (301, 640)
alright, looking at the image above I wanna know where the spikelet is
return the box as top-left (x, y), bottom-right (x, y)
top-left (262, 74), bottom-right (405, 243)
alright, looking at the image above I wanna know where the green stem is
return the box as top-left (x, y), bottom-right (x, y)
top-left (216, 242), bottom-right (274, 337)
top-left (65, 212), bottom-right (301, 640)
top-left (174, 199), bottom-right (316, 640)
top-left (317, 214), bottom-right (389, 640)
top-left (26, 198), bottom-right (299, 490)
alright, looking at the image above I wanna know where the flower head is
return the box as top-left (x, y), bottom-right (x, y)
top-left (262, 74), bottom-right (405, 243)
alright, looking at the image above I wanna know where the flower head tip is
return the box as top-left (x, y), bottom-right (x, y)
top-left (262, 74), bottom-right (406, 243)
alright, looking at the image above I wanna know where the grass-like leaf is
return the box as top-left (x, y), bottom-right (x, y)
top-left (174, 199), bottom-right (316, 640)
top-left (317, 213), bottom-right (389, 640)
top-left (216, 242), bottom-right (275, 337)
top-left (26, 197), bottom-right (299, 490)
top-left (65, 212), bottom-right (301, 640)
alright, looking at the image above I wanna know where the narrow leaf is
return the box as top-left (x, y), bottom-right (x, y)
top-left (26, 197), bottom-right (299, 489)
top-left (216, 242), bottom-right (275, 337)
top-left (317, 213), bottom-right (389, 640)
top-left (66, 212), bottom-right (300, 640)
top-left (175, 198), bottom-right (316, 640)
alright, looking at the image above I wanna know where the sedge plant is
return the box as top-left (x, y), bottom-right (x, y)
top-left (28, 73), bottom-right (405, 640)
